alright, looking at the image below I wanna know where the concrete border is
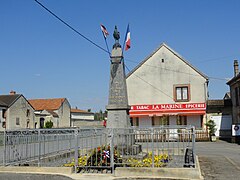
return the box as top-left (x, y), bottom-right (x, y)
top-left (114, 155), bottom-right (203, 180)
top-left (0, 166), bottom-right (73, 175)
top-left (0, 156), bottom-right (203, 180)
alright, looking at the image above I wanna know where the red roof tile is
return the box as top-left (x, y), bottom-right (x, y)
top-left (28, 98), bottom-right (66, 111)
top-left (71, 108), bottom-right (93, 114)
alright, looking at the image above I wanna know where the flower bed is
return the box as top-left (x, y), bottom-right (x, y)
top-left (63, 145), bottom-right (170, 169)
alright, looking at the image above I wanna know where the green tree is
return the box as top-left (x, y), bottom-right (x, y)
top-left (45, 121), bottom-right (53, 128)
top-left (205, 120), bottom-right (216, 136)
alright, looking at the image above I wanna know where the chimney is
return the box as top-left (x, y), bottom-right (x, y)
top-left (10, 90), bottom-right (16, 95)
top-left (234, 60), bottom-right (239, 77)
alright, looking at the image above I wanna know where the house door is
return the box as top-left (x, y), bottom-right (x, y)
top-left (40, 118), bottom-right (45, 128)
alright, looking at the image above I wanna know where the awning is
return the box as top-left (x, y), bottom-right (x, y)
top-left (130, 110), bottom-right (206, 117)
top-left (129, 103), bottom-right (206, 117)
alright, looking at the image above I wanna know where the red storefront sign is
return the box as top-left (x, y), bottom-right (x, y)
top-left (130, 103), bottom-right (206, 117)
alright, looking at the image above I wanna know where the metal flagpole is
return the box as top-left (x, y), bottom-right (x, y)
top-left (122, 23), bottom-right (129, 57)
top-left (103, 33), bottom-right (111, 58)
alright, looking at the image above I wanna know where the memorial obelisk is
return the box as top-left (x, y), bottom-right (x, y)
top-left (106, 26), bottom-right (131, 128)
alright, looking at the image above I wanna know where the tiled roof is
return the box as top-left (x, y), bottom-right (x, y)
top-left (227, 73), bottom-right (240, 85)
top-left (28, 98), bottom-right (66, 111)
top-left (71, 108), bottom-right (93, 114)
top-left (0, 94), bottom-right (21, 107)
top-left (0, 99), bottom-right (7, 107)
top-left (46, 110), bottom-right (59, 118)
top-left (207, 99), bottom-right (232, 107)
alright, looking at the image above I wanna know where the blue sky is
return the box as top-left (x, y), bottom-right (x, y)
top-left (1, 0), bottom-right (240, 112)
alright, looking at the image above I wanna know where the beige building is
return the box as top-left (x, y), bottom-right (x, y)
top-left (70, 108), bottom-right (101, 127)
top-left (126, 43), bottom-right (208, 128)
top-left (28, 98), bottom-right (71, 128)
top-left (0, 91), bottom-right (35, 130)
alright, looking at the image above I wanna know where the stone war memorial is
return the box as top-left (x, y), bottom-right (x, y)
top-left (106, 25), bottom-right (131, 129)
top-left (106, 25), bottom-right (140, 154)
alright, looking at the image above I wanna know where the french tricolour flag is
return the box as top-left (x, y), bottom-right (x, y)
top-left (125, 24), bottom-right (131, 51)
top-left (100, 24), bottom-right (109, 39)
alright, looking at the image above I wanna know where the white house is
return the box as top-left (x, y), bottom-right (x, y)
top-left (126, 43), bottom-right (209, 128)
top-left (0, 91), bottom-right (35, 130)
top-left (70, 108), bottom-right (98, 127)
top-left (28, 98), bottom-right (71, 128)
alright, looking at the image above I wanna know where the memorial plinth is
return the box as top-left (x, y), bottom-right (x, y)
top-left (106, 45), bottom-right (131, 128)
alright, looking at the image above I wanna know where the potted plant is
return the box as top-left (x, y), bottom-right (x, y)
top-left (205, 120), bottom-right (217, 142)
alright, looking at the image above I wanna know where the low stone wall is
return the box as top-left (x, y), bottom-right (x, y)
top-left (114, 156), bottom-right (203, 180)
top-left (72, 120), bottom-right (103, 128)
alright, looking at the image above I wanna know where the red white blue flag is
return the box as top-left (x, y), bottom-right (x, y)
top-left (100, 24), bottom-right (109, 39)
top-left (125, 24), bottom-right (131, 51)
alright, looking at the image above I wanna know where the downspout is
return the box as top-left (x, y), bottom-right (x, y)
top-left (204, 79), bottom-right (209, 102)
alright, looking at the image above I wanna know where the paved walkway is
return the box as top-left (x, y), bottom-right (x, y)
top-left (195, 140), bottom-right (240, 180)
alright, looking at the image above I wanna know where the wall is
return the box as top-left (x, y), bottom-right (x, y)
top-left (127, 45), bottom-right (208, 105)
top-left (229, 82), bottom-right (240, 124)
top-left (6, 96), bottom-right (35, 130)
top-left (71, 113), bottom-right (94, 121)
top-left (71, 119), bottom-right (103, 127)
top-left (56, 99), bottom-right (71, 127)
top-left (0, 108), bottom-right (5, 130)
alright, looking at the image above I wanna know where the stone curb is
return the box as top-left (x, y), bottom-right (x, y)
top-left (0, 156), bottom-right (203, 180)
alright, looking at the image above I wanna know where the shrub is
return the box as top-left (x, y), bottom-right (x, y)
top-left (205, 120), bottom-right (216, 136)
top-left (44, 121), bottom-right (53, 128)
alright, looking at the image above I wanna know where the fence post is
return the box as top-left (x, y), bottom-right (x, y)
top-left (3, 130), bottom-right (6, 166)
top-left (110, 129), bottom-right (114, 174)
top-left (38, 129), bottom-right (41, 167)
top-left (74, 129), bottom-right (78, 173)
top-left (192, 126), bottom-right (196, 167)
top-left (151, 128), bottom-right (154, 168)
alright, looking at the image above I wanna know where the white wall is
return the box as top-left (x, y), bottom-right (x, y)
top-left (7, 96), bottom-right (35, 130)
top-left (127, 44), bottom-right (207, 105)
top-left (210, 115), bottom-right (232, 137)
top-left (57, 99), bottom-right (71, 127)
top-left (71, 113), bottom-right (94, 120)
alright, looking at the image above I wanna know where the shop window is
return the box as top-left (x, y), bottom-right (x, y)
top-left (174, 85), bottom-right (190, 102)
top-left (178, 116), bottom-right (187, 125)
top-left (160, 116), bottom-right (169, 125)
top-left (200, 115), bottom-right (203, 128)
top-left (16, 117), bottom-right (20, 125)
top-left (130, 117), bottom-right (133, 126)
top-left (151, 117), bottom-right (155, 126)
top-left (135, 117), bottom-right (139, 126)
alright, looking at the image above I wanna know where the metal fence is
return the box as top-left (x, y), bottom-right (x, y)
top-left (1, 129), bottom-right (76, 166)
top-left (74, 126), bottom-right (196, 173)
top-left (0, 126), bottom-right (196, 173)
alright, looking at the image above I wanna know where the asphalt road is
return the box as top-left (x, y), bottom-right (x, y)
top-left (195, 140), bottom-right (240, 180)
top-left (0, 173), bottom-right (72, 180)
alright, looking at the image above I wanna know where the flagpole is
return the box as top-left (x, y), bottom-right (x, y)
top-left (122, 23), bottom-right (129, 57)
top-left (103, 34), bottom-right (111, 58)
top-left (100, 24), bottom-right (111, 59)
